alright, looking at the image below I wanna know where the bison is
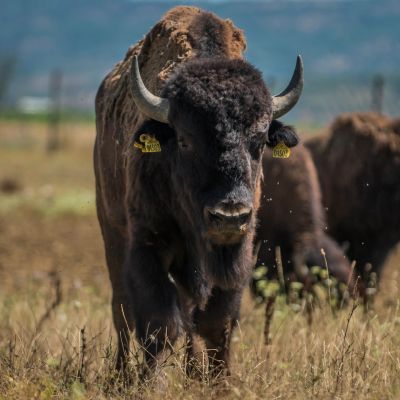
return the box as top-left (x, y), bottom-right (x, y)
top-left (253, 143), bottom-right (355, 296)
top-left (306, 112), bottom-right (400, 282)
top-left (94, 6), bottom-right (303, 376)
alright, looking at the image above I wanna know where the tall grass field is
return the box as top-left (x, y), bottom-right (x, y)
top-left (1, 121), bottom-right (399, 399)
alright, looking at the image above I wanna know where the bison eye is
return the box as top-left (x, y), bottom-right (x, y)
top-left (178, 136), bottom-right (191, 151)
top-left (249, 138), bottom-right (264, 159)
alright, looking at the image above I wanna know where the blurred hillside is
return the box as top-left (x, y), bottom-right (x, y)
top-left (1, 0), bottom-right (400, 122)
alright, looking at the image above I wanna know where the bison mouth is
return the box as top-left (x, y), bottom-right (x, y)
top-left (205, 229), bottom-right (248, 245)
top-left (204, 206), bottom-right (252, 245)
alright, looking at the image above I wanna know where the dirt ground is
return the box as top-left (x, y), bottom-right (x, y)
top-left (1, 121), bottom-right (400, 399)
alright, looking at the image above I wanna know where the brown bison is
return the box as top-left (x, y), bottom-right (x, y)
top-left (306, 112), bottom-right (400, 281)
top-left (253, 144), bottom-right (354, 293)
top-left (94, 6), bottom-right (303, 376)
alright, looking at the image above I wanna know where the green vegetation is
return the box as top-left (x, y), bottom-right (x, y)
top-left (0, 188), bottom-right (95, 217)
top-left (0, 110), bottom-right (95, 123)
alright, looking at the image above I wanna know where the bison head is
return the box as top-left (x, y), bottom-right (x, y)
top-left (131, 56), bottom-right (303, 245)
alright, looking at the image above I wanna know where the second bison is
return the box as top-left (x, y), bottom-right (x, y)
top-left (253, 142), bottom-right (355, 296)
top-left (306, 112), bottom-right (400, 281)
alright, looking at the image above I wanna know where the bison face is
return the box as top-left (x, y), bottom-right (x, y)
top-left (131, 57), bottom-right (302, 245)
top-left (169, 106), bottom-right (265, 245)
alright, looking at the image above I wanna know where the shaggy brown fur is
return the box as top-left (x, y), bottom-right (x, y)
top-left (306, 112), bottom-right (400, 280)
top-left (254, 144), bottom-right (354, 292)
top-left (94, 6), bottom-right (299, 378)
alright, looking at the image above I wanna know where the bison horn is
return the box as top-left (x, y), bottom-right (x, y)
top-left (130, 55), bottom-right (170, 123)
top-left (271, 55), bottom-right (304, 119)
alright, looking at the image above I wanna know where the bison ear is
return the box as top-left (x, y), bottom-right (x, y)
top-left (266, 120), bottom-right (299, 148)
top-left (133, 119), bottom-right (175, 145)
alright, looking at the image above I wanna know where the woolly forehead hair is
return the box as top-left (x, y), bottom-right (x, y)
top-left (163, 58), bottom-right (272, 134)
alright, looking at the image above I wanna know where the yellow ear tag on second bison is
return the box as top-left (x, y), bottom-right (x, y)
top-left (272, 142), bottom-right (291, 158)
top-left (134, 134), bottom-right (161, 153)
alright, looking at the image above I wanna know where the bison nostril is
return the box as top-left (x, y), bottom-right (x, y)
top-left (208, 210), bottom-right (224, 224)
top-left (237, 210), bottom-right (252, 224)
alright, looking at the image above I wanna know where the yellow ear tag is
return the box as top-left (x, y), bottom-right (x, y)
top-left (134, 134), bottom-right (161, 153)
top-left (272, 142), bottom-right (290, 158)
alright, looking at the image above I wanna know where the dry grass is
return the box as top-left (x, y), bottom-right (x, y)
top-left (1, 121), bottom-right (400, 399)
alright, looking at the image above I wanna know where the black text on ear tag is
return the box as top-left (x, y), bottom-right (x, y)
top-left (272, 142), bottom-right (290, 158)
top-left (134, 134), bottom-right (161, 153)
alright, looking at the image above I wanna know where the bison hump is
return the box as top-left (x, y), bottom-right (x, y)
top-left (109, 6), bottom-right (246, 97)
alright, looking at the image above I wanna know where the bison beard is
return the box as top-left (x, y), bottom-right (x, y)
top-left (94, 6), bottom-right (302, 378)
top-left (306, 112), bottom-right (400, 284)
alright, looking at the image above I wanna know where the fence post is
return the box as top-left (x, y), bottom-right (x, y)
top-left (47, 69), bottom-right (62, 152)
top-left (371, 74), bottom-right (384, 113)
top-left (0, 55), bottom-right (17, 110)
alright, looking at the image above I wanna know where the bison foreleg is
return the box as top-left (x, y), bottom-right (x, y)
top-left (96, 217), bottom-right (134, 373)
top-left (123, 244), bottom-right (183, 374)
top-left (184, 332), bottom-right (206, 380)
top-left (193, 287), bottom-right (242, 378)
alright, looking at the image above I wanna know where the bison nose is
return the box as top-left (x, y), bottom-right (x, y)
top-left (205, 204), bottom-right (252, 227)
